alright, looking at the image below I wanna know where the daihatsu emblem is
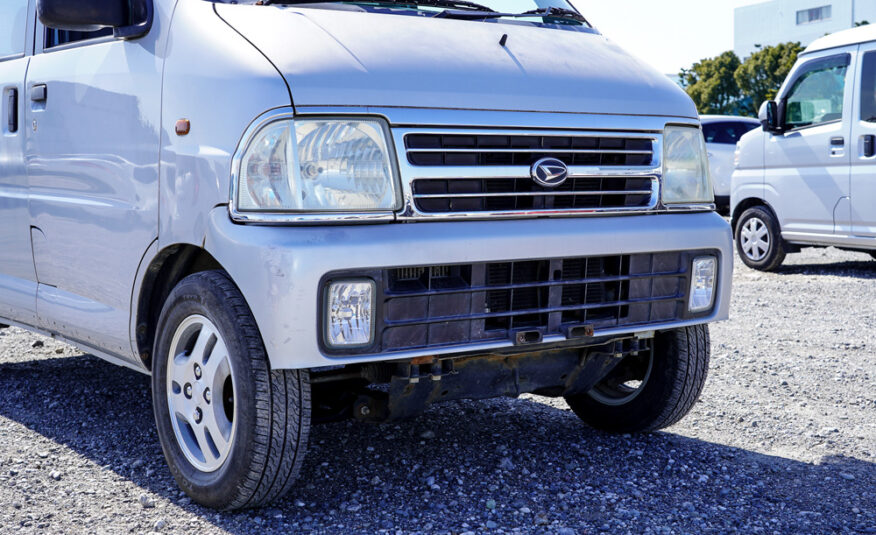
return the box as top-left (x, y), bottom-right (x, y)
top-left (531, 158), bottom-right (569, 188)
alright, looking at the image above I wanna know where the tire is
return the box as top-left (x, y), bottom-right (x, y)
top-left (735, 206), bottom-right (786, 271)
top-left (151, 270), bottom-right (310, 510)
top-left (565, 325), bottom-right (710, 433)
top-left (870, 252), bottom-right (876, 261)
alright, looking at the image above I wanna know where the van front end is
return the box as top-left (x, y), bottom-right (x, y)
top-left (205, 107), bottom-right (731, 424)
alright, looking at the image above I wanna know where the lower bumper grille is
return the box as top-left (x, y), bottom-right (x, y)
top-left (323, 251), bottom-right (709, 355)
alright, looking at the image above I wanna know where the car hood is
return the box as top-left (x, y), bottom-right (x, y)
top-left (216, 4), bottom-right (697, 118)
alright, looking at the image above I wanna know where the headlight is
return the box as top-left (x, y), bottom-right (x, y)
top-left (661, 125), bottom-right (714, 204)
top-left (235, 117), bottom-right (400, 215)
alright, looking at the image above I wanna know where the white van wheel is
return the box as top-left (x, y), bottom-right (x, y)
top-left (735, 206), bottom-right (786, 271)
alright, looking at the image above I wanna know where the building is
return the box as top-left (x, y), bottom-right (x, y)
top-left (734, 0), bottom-right (876, 59)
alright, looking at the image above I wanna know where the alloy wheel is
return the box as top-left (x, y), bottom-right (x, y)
top-left (166, 315), bottom-right (237, 472)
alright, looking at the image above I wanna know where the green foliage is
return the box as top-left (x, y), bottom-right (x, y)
top-left (679, 42), bottom-right (804, 116)
top-left (734, 42), bottom-right (805, 115)
top-left (680, 51), bottom-right (742, 115)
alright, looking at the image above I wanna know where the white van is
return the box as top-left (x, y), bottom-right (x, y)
top-left (732, 25), bottom-right (876, 270)
top-left (1, 0), bottom-right (731, 509)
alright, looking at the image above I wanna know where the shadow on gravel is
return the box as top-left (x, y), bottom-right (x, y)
top-left (774, 260), bottom-right (876, 279)
top-left (1, 354), bottom-right (873, 534)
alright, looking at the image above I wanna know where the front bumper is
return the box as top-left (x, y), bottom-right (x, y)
top-left (205, 209), bottom-right (732, 369)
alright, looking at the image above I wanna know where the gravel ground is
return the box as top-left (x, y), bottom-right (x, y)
top-left (0, 246), bottom-right (874, 535)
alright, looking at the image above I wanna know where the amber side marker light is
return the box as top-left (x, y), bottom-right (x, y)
top-left (175, 119), bottom-right (191, 136)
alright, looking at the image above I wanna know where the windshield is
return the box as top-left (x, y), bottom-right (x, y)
top-left (218, 0), bottom-right (594, 31)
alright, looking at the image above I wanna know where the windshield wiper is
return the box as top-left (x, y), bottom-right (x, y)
top-left (518, 6), bottom-right (589, 24)
top-left (434, 5), bottom-right (588, 24)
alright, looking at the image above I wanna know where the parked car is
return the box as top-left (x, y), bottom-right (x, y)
top-left (731, 25), bottom-right (876, 270)
top-left (0, 0), bottom-right (732, 509)
top-left (700, 115), bottom-right (759, 213)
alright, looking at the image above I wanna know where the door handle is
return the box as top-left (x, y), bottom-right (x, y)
top-left (864, 135), bottom-right (875, 158)
top-left (6, 88), bottom-right (16, 133)
top-left (30, 84), bottom-right (47, 102)
top-left (829, 136), bottom-right (845, 157)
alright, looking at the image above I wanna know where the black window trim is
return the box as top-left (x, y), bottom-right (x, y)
top-left (860, 49), bottom-right (876, 122)
top-left (780, 52), bottom-right (851, 134)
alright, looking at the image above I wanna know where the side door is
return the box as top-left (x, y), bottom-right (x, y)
top-left (24, 20), bottom-right (162, 359)
top-left (0, 0), bottom-right (38, 325)
top-left (764, 51), bottom-right (855, 238)
top-left (850, 44), bottom-right (876, 238)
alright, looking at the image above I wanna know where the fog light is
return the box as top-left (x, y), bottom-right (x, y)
top-left (688, 256), bottom-right (717, 312)
top-left (325, 280), bottom-right (375, 348)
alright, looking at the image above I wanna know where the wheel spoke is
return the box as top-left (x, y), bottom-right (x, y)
top-left (171, 354), bottom-right (191, 385)
top-left (191, 422), bottom-right (218, 464)
top-left (202, 339), bottom-right (229, 381)
top-left (203, 406), bottom-right (231, 455)
top-left (190, 324), bottom-right (216, 363)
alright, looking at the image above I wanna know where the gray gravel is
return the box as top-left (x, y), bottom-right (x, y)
top-left (0, 246), bottom-right (874, 534)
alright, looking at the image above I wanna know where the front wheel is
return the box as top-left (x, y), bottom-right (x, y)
top-left (152, 271), bottom-right (311, 510)
top-left (735, 206), bottom-right (786, 271)
top-left (565, 325), bottom-right (710, 433)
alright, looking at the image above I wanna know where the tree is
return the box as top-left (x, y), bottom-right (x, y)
top-left (735, 42), bottom-right (804, 115)
top-left (679, 51), bottom-right (743, 115)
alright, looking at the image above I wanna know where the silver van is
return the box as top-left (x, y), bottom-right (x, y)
top-left (732, 25), bottom-right (876, 270)
top-left (1, 0), bottom-right (732, 509)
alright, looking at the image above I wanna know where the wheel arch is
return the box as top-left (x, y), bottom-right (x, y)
top-left (134, 244), bottom-right (225, 370)
top-left (731, 197), bottom-right (778, 233)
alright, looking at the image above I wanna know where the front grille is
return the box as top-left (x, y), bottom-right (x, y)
top-left (412, 176), bottom-right (655, 213)
top-left (322, 252), bottom-right (704, 354)
top-left (405, 134), bottom-right (653, 167)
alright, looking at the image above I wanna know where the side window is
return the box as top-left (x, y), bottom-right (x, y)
top-left (0, 1), bottom-right (28, 59)
top-left (784, 54), bottom-right (849, 130)
top-left (702, 124), bottom-right (719, 144)
top-left (732, 122), bottom-right (758, 141)
top-left (861, 51), bottom-right (876, 122)
top-left (703, 122), bottom-right (752, 145)
top-left (45, 27), bottom-right (114, 49)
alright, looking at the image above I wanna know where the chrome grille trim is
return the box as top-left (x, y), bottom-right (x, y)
top-left (391, 126), bottom-right (663, 220)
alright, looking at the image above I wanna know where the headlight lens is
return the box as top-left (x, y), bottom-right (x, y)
top-left (236, 118), bottom-right (400, 213)
top-left (662, 125), bottom-right (714, 204)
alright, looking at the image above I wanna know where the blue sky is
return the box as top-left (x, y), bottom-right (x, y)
top-left (575, 0), bottom-right (765, 74)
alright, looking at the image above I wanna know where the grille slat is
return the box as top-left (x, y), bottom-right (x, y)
top-left (410, 176), bottom-right (656, 214)
top-left (405, 133), bottom-right (654, 168)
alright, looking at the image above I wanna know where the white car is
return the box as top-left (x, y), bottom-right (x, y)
top-left (731, 24), bottom-right (876, 270)
top-left (700, 115), bottom-right (760, 213)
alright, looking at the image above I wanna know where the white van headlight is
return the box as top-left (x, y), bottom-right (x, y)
top-left (234, 117), bottom-right (401, 216)
top-left (661, 125), bottom-right (714, 205)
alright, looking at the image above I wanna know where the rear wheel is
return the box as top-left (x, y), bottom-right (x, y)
top-left (736, 206), bottom-right (786, 271)
top-left (565, 325), bottom-right (710, 433)
top-left (152, 271), bottom-right (310, 510)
